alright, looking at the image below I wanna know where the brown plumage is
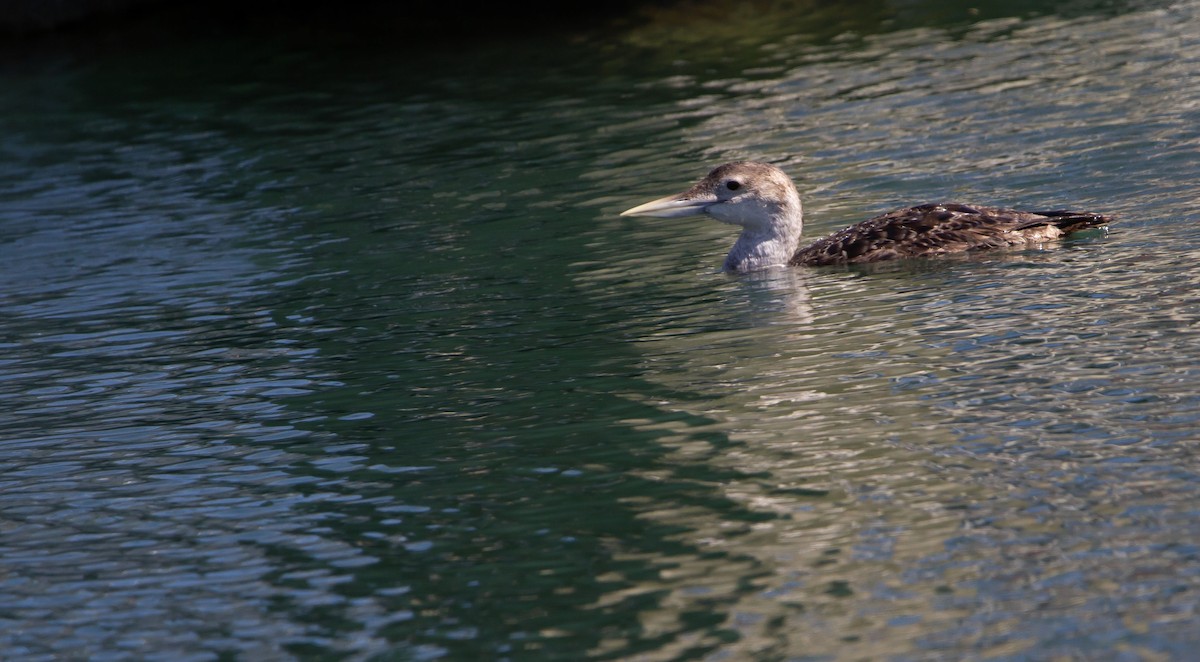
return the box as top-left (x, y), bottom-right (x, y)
top-left (790, 203), bottom-right (1111, 267)
top-left (621, 162), bottom-right (1112, 273)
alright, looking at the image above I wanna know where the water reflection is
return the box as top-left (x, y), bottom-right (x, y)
top-left (0, 68), bottom-right (383, 657)
top-left (2, 0), bottom-right (1200, 659)
top-left (581, 4), bottom-right (1200, 656)
top-left (598, 235), bottom-right (1200, 653)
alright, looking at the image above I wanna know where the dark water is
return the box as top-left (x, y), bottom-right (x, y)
top-left (3, 1), bottom-right (1200, 659)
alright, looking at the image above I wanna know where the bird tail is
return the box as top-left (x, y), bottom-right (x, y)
top-left (1032, 210), bottom-right (1113, 233)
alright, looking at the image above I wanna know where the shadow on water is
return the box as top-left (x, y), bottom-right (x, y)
top-left (0, 16), bottom-right (835, 657)
top-left (256, 119), bottom-right (830, 658)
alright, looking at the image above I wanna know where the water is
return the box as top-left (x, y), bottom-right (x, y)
top-left (2, 1), bottom-right (1199, 659)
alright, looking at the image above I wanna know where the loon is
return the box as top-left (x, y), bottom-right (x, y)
top-left (621, 162), bottom-right (1111, 273)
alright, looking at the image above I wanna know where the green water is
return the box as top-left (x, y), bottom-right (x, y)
top-left (3, 1), bottom-right (1200, 659)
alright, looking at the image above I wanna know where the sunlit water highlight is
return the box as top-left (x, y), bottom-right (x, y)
top-left (2, 1), bottom-right (1199, 659)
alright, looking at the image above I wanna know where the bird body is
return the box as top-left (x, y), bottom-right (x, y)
top-left (620, 162), bottom-right (1110, 272)
top-left (789, 202), bottom-right (1108, 267)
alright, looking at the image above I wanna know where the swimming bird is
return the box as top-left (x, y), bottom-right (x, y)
top-left (621, 162), bottom-right (1111, 272)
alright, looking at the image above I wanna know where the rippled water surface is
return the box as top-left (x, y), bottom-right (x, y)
top-left (3, 1), bottom-right (1200, 659)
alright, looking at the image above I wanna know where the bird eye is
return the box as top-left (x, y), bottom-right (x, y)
top-left (726, 181), bottom-right (741, 191)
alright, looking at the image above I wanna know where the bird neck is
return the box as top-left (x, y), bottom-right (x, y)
top-left (723, 208), bottom-right (804, 273)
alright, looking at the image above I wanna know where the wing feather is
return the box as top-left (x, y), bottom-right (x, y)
top-left (789, 203), bottom-right (1110, 266)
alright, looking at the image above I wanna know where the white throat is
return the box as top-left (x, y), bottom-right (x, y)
top-left (722, 208), bottom-right (804, 273)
